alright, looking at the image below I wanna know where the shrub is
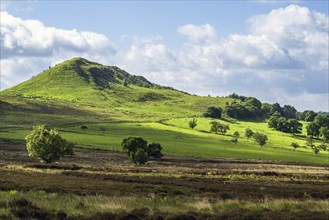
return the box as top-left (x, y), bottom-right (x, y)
top-left (203, 106), bottom-right (223, 119)
top-left (147, 142), bottom-right (163, 158)
top-left (130, 148), bottom-right (148, 165)
top-left (245, 128), bottom-right (254, 139)
top-left (122, 137), bottom-right (163, 164)
top-left (25, 125), bottom-right (74, 163)
top-left (231, 137), bottom-right (238, 144)
top-left (253, 132), bottom-right (268, 147)
top-left (291, 142), bottom-right (299, 151)
top-left (188, 118), bottom-right (197, 130)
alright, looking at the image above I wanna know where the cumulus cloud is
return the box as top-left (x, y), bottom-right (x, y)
top-left (0, 11), bottom-right (116, 90)
top-left (119, 5), bottom-right (328, 111)
top-left (177, 24), bottom-right (217, 42)
top-left (1, 5), bottom-right (328, 111)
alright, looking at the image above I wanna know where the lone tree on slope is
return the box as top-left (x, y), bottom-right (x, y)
top-left (25, 125), bottom-right (74, 163)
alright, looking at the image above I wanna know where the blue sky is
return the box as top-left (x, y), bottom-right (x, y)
top-left (1, 0), bottom-right (328, 111)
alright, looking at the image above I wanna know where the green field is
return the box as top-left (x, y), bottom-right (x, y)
top-left (0, 58), bottom-right (328, 164)
top-left (1, 118), bottom-right (328, 164)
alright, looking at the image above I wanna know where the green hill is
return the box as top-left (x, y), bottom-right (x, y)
top-left (0, 57), bottom-right (228, 123)
top-left (0, 57), bottom-right (328, 164)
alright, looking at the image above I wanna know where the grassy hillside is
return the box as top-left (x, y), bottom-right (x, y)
top-left (0, 57), bottom-right (328, 164)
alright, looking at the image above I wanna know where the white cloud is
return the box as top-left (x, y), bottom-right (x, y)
top-left (0, 11), bottom-right (116, 90)
top-left (177, 24), bottom-right (217, 42)
top-left (1, 5), bottom-right (328, 111)
top-left (119, 5), bottom-right (328, 111)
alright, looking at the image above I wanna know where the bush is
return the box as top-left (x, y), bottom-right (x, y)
top-left (231, 137), bottom-right (238, 144)
top-left (122, 137), bottom-right (163, 164)
top-left (147, 142), bottom-right (163, 158)
top-left (130, 148), bottom-right (148, 165)
top-left (245, 128), bottom-right (254, 139)
top-left (291, 142), bottom-right (299, 151)
top-left (253, 132), bottom-right (268, 147)
top-left (188, 118), bottom-right (197, 130)
top-left (25, 125), bottom-right (74, 163)
top-left (203, 107), bottom-right (223, 119)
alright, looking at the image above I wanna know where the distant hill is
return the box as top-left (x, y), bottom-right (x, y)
top-left (0, 57), bottom-right (228, 123)
top-left (2, 57), bottom-right (175, 97)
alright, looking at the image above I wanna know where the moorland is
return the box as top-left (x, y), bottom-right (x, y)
top-left (0, 57), bottom-right (328, 219)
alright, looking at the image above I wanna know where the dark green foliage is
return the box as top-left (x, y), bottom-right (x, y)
top-left (147, 142), bottom-right (163, 158)
top-left (130, 148), bottom-right (148, 165)
top-left (122, 137), bottom-right (163, 164)
top-left (233, 131), bottom-right (240, 138)
top-left (318, 144), bottom-right (327, 151)
top-left (224, 96), bottom-right (262, 119)
top-left (261, 103), bottom-right (272, 118)
top-left (245, 128), bottom-right (254, 139)
top-left (253, 132), bottom-right (268, 147)
top-left (188, 118), bottom-right (197, 130)
top-left (25, 125), bottom-right (74, 163)
top-left (290, 142), bottom-right (299, 151)
top-left (319, 127), bottom-right (329, 143)
top-left (80, 125), bottom-right (88, 131)
top-left (268, 115), bottom-right (302, 135)
top-left (210, 121), bottom-right (230, 135)
top-left (283, 105), bottom-right (297, 119)
top-left (231, 137), bottom-right (238, 144)
top-left (297, 110), bottom-right (317, 122)
top-left (121, 137), bottom-right (148, 155)
top-left (203, 106), bottom-right (223, 119)
top-left (287, 119), bottom-right (302, 135)
top-left (313, 146), bottom-right (320, 155)
top-left (271, 103), bottom-right (284, 116)
top-left (306, 114), bottom-right (329, 137)
top-left (306, 136), bottom-right (315, 149)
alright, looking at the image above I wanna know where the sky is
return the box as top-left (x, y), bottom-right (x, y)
top-left (0, 0), bottom-right (328, 111)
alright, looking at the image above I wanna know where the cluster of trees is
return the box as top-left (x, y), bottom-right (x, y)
top-left (268, 113), bottom-right (302, 135)
top-left (224, 93), bottom-right (298, 120)
top-left (306, 114), bottom-right (329, 139)
top-left (121, 137), bottom-right (163, 165)
top-left (25, 125), bottom-right (74, 163)
top-left (203, 106), bottom-right (223, 119)
top-left (210, 121), bottom-right (230, 135)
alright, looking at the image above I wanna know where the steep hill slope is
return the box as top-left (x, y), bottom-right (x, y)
top-left (0, 58), bottom-right (229, 125)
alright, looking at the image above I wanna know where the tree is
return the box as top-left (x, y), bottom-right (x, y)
top-left (314, 146), bottom-right (320, 155)
top-left (233, 131), bottom-right (240, 138)
top-left (318, 144), bottom-right (327, 152)
top-left (306, 136), bottom-right (315, 149)
top-left (210, 121), bottom-right (220, 134)
top-left (253, 132), bottom-right (268, 147)
top-left (188, 118), bottom-right (197, 130)
top-left (25, 125), bottom-right (74, 163)
top-left (231, 137), bottom-right (238, 144)
top-left (122, 137), bottom-right (148, 164)
top-left (287, 119), bottom-right (302, 135)
top-left (271, 103), bottom-right (284, 116)
top-left (290, 142), bottom-right (299, 151)
top-left (245, 128), bottom-right (254, 139)
top-left (319, 127), bottom-right (329, 143)
top-left (80, 125), bottom-right (88, 132)
top-left (283, 105), bottom-right (297, 119)
top-left (130, 148), bottom-right (148, 165)
top-left (100, 127), bottom-right (106, 135)
top-left (203, 106), bottom-right (223, 119)
top-left (122, 137), bottom-right (148, 155)
top-left (218, 123), bottom-right (230, 135)
top-left (147, 142), bottom-right (163, 158)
